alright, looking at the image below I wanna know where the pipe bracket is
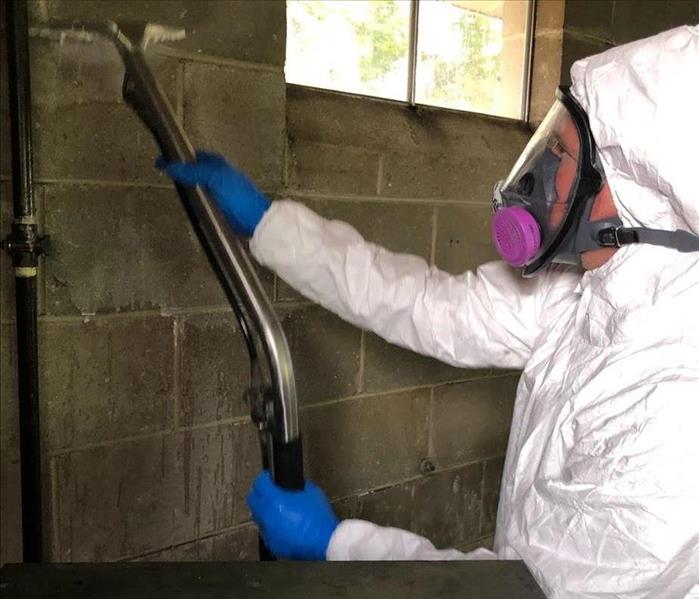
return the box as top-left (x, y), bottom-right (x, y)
top-left (2, 222), bottom-right (50, 268)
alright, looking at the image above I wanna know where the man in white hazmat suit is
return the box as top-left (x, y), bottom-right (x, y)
top-left (158, 26), bottom-right (699, 599)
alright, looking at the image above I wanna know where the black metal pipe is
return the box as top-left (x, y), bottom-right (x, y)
top-left (14, 277), bottom-right (42, 563)
top-left (7, 0), bottom-right (34, 216)
top-left (5, 0), bottom-right (44, 563)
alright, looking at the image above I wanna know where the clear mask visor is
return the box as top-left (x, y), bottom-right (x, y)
top-left (493, 98), bottom-right (584, 265)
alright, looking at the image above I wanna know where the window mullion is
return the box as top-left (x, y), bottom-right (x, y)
top-left (407, 0), bottom-right (420, 106)
top-left (520, 0), bottom-right (536, 121)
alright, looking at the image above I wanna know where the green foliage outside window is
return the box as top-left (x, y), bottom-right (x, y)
top-left (421, 11), bottom-right (502, 111)
top-left (353, 1), bottom-right (408, 84)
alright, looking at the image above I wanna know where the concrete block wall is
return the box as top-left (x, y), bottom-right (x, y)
top-left (0, 0), bottom-right (286, 563)
top-left (560, 0), bottom-right (699, 85)
top-left (1, 0), bottom-right (531, 563)
top-left (529, 0), bottom-right (699, 124)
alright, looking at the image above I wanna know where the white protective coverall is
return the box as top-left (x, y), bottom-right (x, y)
top-left (250, 26), bottom-right (699, 599)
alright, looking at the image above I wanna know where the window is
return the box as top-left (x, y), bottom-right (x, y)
top-left (285, 0), bottom-right (534, 120)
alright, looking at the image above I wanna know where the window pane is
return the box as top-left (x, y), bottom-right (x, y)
top-left (415, 0), bottom-right (530, 118)
top-left (286, 0), bottom-right (410, 101)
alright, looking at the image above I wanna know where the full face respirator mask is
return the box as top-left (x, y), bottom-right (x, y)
top-left (491, 87), bottom-right (699, 277)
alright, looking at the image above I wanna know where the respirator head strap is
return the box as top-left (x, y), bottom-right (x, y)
top-left (596, 226), bottom-right (638, 248)
top-left (596, 225), bottom-right (699, 252)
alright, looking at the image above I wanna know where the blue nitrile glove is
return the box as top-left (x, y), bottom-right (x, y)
top-left (155, 151), bottom-right (270, 236)
top-left (247, 471), bottom-right (339, 560)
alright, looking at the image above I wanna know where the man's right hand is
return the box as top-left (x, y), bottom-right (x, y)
top-left (247, 471), bottom-right (339, 561)
top-left (156, 151), bottom-right (270, 236)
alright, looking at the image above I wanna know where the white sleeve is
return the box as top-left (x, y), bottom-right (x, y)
top-left (326, 519), bottom-right (496, 561)
top-left (251, 200), bottom-right (578, 370)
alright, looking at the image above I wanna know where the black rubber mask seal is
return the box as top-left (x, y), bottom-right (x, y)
top-left (521, 86), bottom-right (604, 277)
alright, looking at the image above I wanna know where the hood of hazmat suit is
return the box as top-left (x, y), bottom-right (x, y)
top-left (249, 25), bottom-right (699, 599)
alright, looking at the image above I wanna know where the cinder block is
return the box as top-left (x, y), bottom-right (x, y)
top-left (209, 524), bottom-right (258, 560)
top-left (277, 304), bottom-right (361, 405)
top-left (362, 333), bottom-right (493, 394)
top-left (275, 198), bottom-right (433, 302)
top-left (431, 375), bottom-right (518, 468)
top-left (0, 459), bottom-right (21, 564)
top-left (135, 525), bottom-right (259, 562)
top-left (287, 85), bottom-right (412, 152)
top-left (535, 0), bottom-right (565, 31)
top-left (530, 0), bottom-right (564, 129)
top-left (301, 389), bottom-right (430, 498)
top-left (564, 0), bottom-right (614, 41)
top-left (353, 462), bottom-right (483, 549)
top-left (53, 437), bottom-right (185, 561)
top-left (244, 245), bottom-right (276, 300)
top-left (0, 323), bottom-right (21, 564)
top-left (1, 183), bottom-right (15, 322)
top-left (481, 455), bottom-right (505, 536)
top-left (179, 311), bottom-right (250, 426)
top-left (274, 277), bottom-right (305, 304)
top-left (287, 85), bottom-right (531, 159)
top-left (43, 184), bottom-right (228, 315)
top-left (184, 62), bottom-right (286, 191)
top-left (30, 40), bottom-right (179, 183)
top-left (133, 537), bottom-right (213, 562)
top-left (52, 421), bottom-right (260, 561)
top-left (288, 141), bottom-right (380, 196)
top-left (529, 32), bottom-right (564, 126)
top-left (380, 151), bottom-right (514, 202)
top-left (395, 105), bottom-right (531, 160)
top-left (560, 33), bottom-right (613, 86)
top-left (1, 24), bottom-right (10, 178)
top-left (133, 524), bottom-right (257, 562)
top-left (40, 315), bottom-right (175, 451)
top-left (184, 423), bottom-right (261, 536)
top-left (330, 494), bottom-right (361, 521)
top-left (433, 204), bottom-right (500, 275)
top-left (1, 323), bottom-right (18, 461)
top-left (610, 0), bottom-right (699, 45)
top-left (307, 199), bottom-right (433, 256)
top-left (30, 0), bottom-right (286, 66)
top-left (458, 534), bottom-right (494, 553)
